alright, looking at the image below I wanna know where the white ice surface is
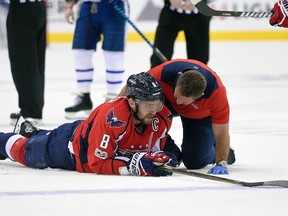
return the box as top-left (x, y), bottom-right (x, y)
top-left (1, 41), bottom-right (288, 216)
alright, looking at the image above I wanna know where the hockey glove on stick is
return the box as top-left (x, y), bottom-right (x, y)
top-left (208, 160), bottom-right (229, 175)
top-left (127, 151), bottom-right (178, 176)
top-left (270, 0), bottom-right (288, 28)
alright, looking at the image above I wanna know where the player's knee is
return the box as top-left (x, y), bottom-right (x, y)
top-left (73, 49), bottom-right (94, 65)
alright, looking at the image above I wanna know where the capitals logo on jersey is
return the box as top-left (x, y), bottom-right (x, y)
top-left (106, 108), bottom-right (126, 128)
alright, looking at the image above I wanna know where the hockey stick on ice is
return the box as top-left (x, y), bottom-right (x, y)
top-left (191, 0), bottom-right (273, 18)
top-left (161, 168), bottom-right (288, 188)
top-left (112, 1), bottom-right (168, 62)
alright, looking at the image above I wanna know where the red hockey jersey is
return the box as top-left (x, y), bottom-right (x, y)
top-left (72, 97), bottom-right (173, 175)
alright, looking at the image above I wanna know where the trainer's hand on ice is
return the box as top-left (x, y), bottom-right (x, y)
top-left (127, 151), bottom-right (178, 176)
top-left (208, 161), bottom-right (228, 175)
top-left (269, 0), bottom-right (288, 28)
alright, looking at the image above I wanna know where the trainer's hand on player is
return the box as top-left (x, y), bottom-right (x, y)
top-left (127, 151), bottom-right (178, 176)
top-left (208, 161), bottom-right (229, 175)
top-left (270, 0), bottom-right (288, 28)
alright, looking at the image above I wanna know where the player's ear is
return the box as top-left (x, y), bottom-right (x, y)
top-left (127, 98), bottom-right (136, 111)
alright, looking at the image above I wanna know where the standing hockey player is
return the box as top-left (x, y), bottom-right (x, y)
top-left (119, 59), bottom-right (235, 175)
top-left (0, 73), bottom-right (180, 176)
top-left (64, 0), bottom-right (129, 119)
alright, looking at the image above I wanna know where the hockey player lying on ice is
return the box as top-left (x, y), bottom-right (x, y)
top-left (0, 73), bottom-right (181, 176)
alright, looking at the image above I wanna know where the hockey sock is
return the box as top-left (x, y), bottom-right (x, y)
top-left (74, 49), bottom-right (94, 93)
top-left (0, 133), bottom-right (27, 165)
top-left (0, 133), bottom-right (22, 159)
top-left (103, 50), bottom-right (125, 94)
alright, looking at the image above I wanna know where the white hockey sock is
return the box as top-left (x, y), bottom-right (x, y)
top-left (74, 49), bottom-right (94, 93)
top-left (103, 50), bottom-right (125, 94)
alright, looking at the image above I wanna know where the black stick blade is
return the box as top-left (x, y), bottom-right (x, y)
top-left (194, 0), bottom-right (273, 18)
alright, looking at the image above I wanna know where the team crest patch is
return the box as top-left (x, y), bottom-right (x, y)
top-left (95, 148), bottom-right (108, 159)
top-left (106, 108), bottom-right (126, 128)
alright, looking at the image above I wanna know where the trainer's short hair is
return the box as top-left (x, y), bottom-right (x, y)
top-left (176, 70), bottom-right (207, 98)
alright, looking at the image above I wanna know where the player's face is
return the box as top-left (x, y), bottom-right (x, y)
top-left (174, 87), bottom-right (196, 105)
top-left (137, 99), bottom-right (164, 124)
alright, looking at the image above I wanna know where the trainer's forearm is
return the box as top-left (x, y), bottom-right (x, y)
top-left (212, 123), bottom-right (230, 163)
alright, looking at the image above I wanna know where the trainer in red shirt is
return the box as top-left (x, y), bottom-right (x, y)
top-left (147, 59), bottom-right (235, 175)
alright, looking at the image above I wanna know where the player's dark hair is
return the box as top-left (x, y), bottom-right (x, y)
top-left (177, 70), bottom-right (207, 99)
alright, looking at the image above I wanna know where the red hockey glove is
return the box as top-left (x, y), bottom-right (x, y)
top-left (270, 0), bottom-right (288, 28)
top-left (127, 151), bottom-right (178, 176)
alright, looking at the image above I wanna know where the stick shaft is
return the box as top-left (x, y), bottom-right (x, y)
top-left (164, 168), bottom-right (288, 188)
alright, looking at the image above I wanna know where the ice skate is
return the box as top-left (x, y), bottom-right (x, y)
top-left (13, 116), bottom-right (40, 138)
top-left (65, 93), bottom-right (93, 119)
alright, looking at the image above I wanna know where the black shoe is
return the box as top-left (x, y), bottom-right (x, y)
top-left (227, 148), bottom-right (236, 165)
top-left (13, 116), bottom-right (39, 138)
top-left (65, 93), bottom-right (93, 119)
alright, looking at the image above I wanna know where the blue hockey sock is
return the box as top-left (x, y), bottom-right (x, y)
top-left (0, 133), bottom-right (17, 158)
